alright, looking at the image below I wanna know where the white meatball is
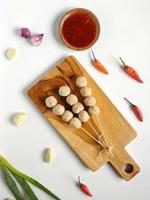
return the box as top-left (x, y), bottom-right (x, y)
top-left (59, 85), bottom-right (71, 97)
top-left (66, 94), bottom-right (78, 106)
top-left (84, 96), bottom-right (96, 107)
top-left (76, 76), bottom-right (87, 88)
top-left (80, 87), bottom-right (92, 97)
top-left (72, 102), bottom-right (84, 114)
top-left (45, 96), bottom-right (57, 108)
top-left (69, 117), bottom-right (82, 128)
top-left (88, 106), bottom-right (100, 116)
top-left (62, 110), bottom-right (73, 122)
top-left (78, 110), bottom-right (90, 122)
top-left (52, 104), bottom-right (65, 116)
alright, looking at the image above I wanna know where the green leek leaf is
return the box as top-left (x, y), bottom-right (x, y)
top-left (14, 175), bottom-right (39, 200)
top-left (0, 155), bottom-right (61, 200)
top-left (1, 165), bottom-right (25, 200)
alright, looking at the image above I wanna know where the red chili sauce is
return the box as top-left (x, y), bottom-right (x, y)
top-left (62, 12), bottom-right (97, 48)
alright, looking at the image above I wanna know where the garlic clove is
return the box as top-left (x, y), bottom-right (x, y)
top-left (12, 112), bottom-right (28, 126)
top-left (44, 148), bottom-right (56, 163)
top-left (5, 48), bottom-right (17, 60)
top-left (5, 198), bottom-right (15, 200)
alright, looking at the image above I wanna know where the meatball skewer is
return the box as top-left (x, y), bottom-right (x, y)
top-left (75, 77), bottom-right (106, 144)
top-left (76, 76), bottom-right (113, 155)
top-left (59, 85), bottom-right (105, 147)
top-left (45, 95), bottom-right (106, 147)
top-left (88, 106), bottom-right (112, 154)
top-left (53, 85), bottom-right (109, 148)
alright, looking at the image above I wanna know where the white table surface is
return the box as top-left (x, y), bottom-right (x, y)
top-left (0, 0), bottom-right (150, 199)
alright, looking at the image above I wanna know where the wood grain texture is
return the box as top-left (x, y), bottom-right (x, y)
top-left (28, 56), bottom-right (140, 181)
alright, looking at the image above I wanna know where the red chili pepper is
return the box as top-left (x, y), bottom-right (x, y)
top-left (78, 176), bottom-right (93, 197)
top-left (119, 57), bottom-right (143, 83)
top-left (124, 98), bottom-right (143, 122)
top-left (91, 49), bottom-right (109, 74)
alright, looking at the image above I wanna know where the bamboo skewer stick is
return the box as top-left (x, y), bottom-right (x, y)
top-left (80, 127), bottom-right (104, 147)
top-left (96, 116), bottom-right (109, 146)
top-left (95, 116), bottom-right (113, 156)
top-left (74, 75), bottom-right (113, 156)
top-left (52, 84), bottom-right (113, 157)
top-left (89, 115), bottom-right (108, 147)
top-left (57, 83), bottom-right (112, 155)
top-left (87, 121), bottom-right (107, 148)
top-left (87, 121), bottom-right (101, 139)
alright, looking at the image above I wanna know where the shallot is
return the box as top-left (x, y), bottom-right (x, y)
top-left (19, 28), bottom-right (31, 38)
top-left (29, 34), bottom-right (44, 46)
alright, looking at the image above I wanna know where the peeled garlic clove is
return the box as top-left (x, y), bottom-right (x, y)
top-left (44, 148), bottom-right (55, 162)
top-left (5, 48), bottom-right (17, 60)
top-left (12, 112), bottom-right (28, 126)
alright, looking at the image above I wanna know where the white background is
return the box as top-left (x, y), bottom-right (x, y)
top-left (0, 0), bottom-right (150, 199)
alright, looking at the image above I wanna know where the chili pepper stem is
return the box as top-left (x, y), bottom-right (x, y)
top-left (78, 176), bottom-right (81, 184)
top-left (124, 97), bottom-right (135, 107)
top-left (119, 57), bottom-right (126, 67)
top-left (91, 49), bottom-right (97, 61)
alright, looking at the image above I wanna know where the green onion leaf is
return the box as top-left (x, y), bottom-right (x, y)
top-left (1, 165), bottom-right (25, 200)
top-left (14, 175), bottom-right (39, 200)
top-left (0, 155), bottom-right (61, 200)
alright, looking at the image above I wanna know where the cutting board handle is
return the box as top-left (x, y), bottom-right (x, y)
top-left (110, 147), bottom-right (140, 181)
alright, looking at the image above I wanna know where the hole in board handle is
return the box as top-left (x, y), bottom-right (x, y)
top-left (123, 163), bottom-right (134, 174)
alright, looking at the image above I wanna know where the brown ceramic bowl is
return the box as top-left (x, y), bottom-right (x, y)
top-left (59, 8), bottom-right (100, 51)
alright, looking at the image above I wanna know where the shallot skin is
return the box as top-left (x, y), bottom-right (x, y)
top-left (29, 34), bottom-right (44, 46)
top-left (19, 28), bottom-right (31, 38)
top-left (19, 28), bottom-right (44, 46)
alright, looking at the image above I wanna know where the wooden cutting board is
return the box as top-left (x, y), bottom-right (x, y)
top-left (28, 56), bottom-right (140, 181)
